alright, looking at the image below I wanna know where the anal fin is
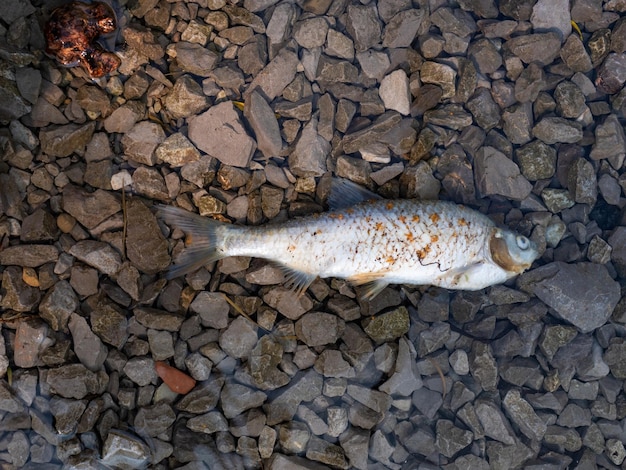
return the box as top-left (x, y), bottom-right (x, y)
top-left (278, 265), bottom-right (317, 297)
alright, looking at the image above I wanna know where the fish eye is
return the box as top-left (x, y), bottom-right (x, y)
top-left (516, 235), bottom-right (530, 250)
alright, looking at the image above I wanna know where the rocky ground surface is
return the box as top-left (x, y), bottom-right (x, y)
top-left (1, 0), bottom-right (626, 468)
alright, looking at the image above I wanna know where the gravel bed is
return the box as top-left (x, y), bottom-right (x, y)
top-left (1, 0), bottom-right (626, 468)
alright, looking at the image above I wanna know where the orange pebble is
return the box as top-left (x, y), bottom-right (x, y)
top-left (154, 361), bottom-right (196, 394)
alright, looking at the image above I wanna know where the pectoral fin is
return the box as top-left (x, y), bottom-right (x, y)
top-left (279, 265), bottom-right (317, 297)
top-left (348, 272), bottom-right (390, 300)
top-left (440, 263), bottom-right (484, 288)
top-left (328, 178), bottom-right (382, 210)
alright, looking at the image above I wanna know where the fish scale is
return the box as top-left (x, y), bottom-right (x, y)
top-left (158, 179), bottom-right (539, 299)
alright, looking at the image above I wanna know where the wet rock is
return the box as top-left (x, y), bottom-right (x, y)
top-left (555, 81), bottom-right (587, 119)
top-left (343, 111), bottom-right (402, 154)
top-left (38, 280), bottom-right (78, 332)
top-left (172, 41), bottom-right (219, 77)
top-left (503, 32), bottom-right (562, 66)
top-left (502, 389), bottom-right (547, 440)
top-left (596, 53), bottom-right (626, 94)
top-left (134, 307), bottom-right (184, 331)
top-left (530, 0), bottom-right (571, 39)
top-left (220, 383), bottom-right (266, 419)
top-left (379, 70), bottom-right (410, 115)
top-left (62, 185), bottom-right (120, 230)
top-left (100, 429), bottom-right (150, 470)
top-left (561, 34), bottom-right (593, 72)
top-left (247, 48), bottom-right (299, 101)
top-left (219, 316), bottom-right (258, 359)
top-left (68, 313), bottom-right (107, 371)
top-left (164, 75), bottom-right (209, 119)
top-left (69, 241), bottom-right (122, 276)
top-left (121, 121), bottom-right (166, 166)
top-left (89, 298), bottom-right (128, 348)
top-left (435, 419), bottom-right (473, 459)
top-left (134, 402), bottom-right (176, 437)
top-left (383, 9), bottom-right (425, 48)
top-left (0, 243), bottom-right (59, 269)
top-left (520, 262), bottom-right (620, 333)
top-left (346, 4), bottom-right (381, 52)
top-left (39, 122), bottom-right (96, 158)
top-left (590, 114), bottom-right (626, 162)
top-left (288, 116), bottom-right (329, 177)
top-left (14, 320), bottom-right (48, 368)
top-left (567, 158), bottom-right (597, 205)
top-left (46, 364), bottom-right (104, 399)
top-left (533, 117), bottom-right (583, 145)
top-left (420, 61), bottom-right (456, 99)
top-left (188, 101), bottom-right (256, 168)
top-left (155, 132), bottom-right (201, 168)
top-left (125, 199), bottom-right (170, 274)
top-left (306, 435), bottom-right (348, 468)
top-left (296, 312), bottom-right (345, 347)
top-left (516, 140), bottom-right (556, 181)
top-left (363, 306), bottom-right (410, 343)
top-left (469, 342), bottom-right (498, 391)
top-left (474, 146), bottom-right (532, 200)
top-left (266, 371), bottom-right (323, 425)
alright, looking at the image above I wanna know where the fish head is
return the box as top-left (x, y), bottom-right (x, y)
top-left (489, 228), bottom-right (539, 274)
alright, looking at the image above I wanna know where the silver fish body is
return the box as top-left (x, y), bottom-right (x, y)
top-left (158, 180), bottom-right (539, 298)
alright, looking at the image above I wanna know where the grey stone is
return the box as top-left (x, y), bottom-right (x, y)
top-left (561, 34), bottom-right (593, 72)
top-left (40, 122), bottom-right (96, 158)
top-left (515, 63), bottom-right (546, 103)
top-left (325, 29), bottom-right (354, 61)
top-left (188, 101), bottom-right (256, 168)
top-left (504, 32), bottom-right (563, 65)
top-left (379, 337), bottom-right (422, 395)
top-left (219, 316), bottom-right (258, 359)
top-left (503, 389), bottom-right (547, 440)
top-left (288, 115), bottom-right (329, 177)
top-left (0, 244), bottom-right (59, 269)
top-left (346, 4), bottom-right (381, 52)
top-left (567, 158), bottom-right (597, 205)
top-left (46, 364), bottom-right (104, 399)
top-left (530, 0), bottom-right (571, 39)
top-left (123, 357), bottom-right (157, 386)
top-left (557, 403), bottom-right (592, 427)
top-left (294, 17), bottom-right (328, 49)
top-left (379, 70), bottom-right (410, 115)
top-left (246, 48), bottom-right (299, 101)
top-left (316, 56), bottom-right (359, 83)
top-left (340, 428), bottom-right (369, 470)
top-left (306, 435), bottom-right (348, 469)
top-left (431, 7), bottom-right (477, 37)
top-left (543, 425), bottom-right (582, 452)
top-left (266, 371), bottom-right (323, 425)
top-left (135, 402), bottom-right (176, 437)
top-left (475, 399), bottom-right (516, 445)
top-left (164, 76), bottom-right (209, 119)
top-left (62, 185), bottom-right (120, 230)
top-left (68, 313), bottom-right (107, 371)
top-left (469, 342), bottom-right (498, 391)
top-left (100, 429), bottom-right (150, 470)
top-left (356, 50), bottom-right (390, 82)
top-left (554, 81), bottom-right (587, 119)
top-left (13, 320), bottom-right (47, 368)
top-left (314, 349), bottom-right (354, 378)
top-left (590, 114), bottom-right (626, 162)
top-left (435, 419), bottom-right (473, 459)
top-left (39, 281), bottom-right (79, 332)
top-left (466, 87), bottom-right (501, 131)
top-left (187, 411), bottom-right (228, 434)
top-left (244, 90), bottom-right (282, 158)
top-left (533, 117), bottom-right (583, 144)
top-left (347, 384), bottom-right (391, 414)
top-left (520, 262), bottom-right (620, 333)
top-left (424, 104), bottom-right (473, 129)
top-left (68, 241), bottom-right (122, 276)
top-left (173, 41), bottom-right (219, 77)
top-left (516, 140), bottom-right (556, 181)
top-left (155, 132), bottom-right (201, 168)
top-left (596, 53), bottom-right (626, 94)
top-left (343, 111), bottom-right (402, 154)
top-left (383, 9), bottom-right (425, 48)
top-left (468, 38), bottom-right (503, 75)
top-left (474, 146), bottom-right (532, 200)
top-left (296, 312), bottom-right (345, 347)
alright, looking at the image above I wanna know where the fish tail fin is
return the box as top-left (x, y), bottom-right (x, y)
top-left (157, 205), bottom-right (228, 279)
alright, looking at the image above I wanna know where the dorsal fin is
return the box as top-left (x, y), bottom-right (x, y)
top-left (328, 178), bottom-right (382, 210)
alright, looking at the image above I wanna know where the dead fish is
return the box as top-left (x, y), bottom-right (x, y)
top-left (158, 179), bottom-right (539, 299)
top-left (44, 0), bottom-right (122, 78)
